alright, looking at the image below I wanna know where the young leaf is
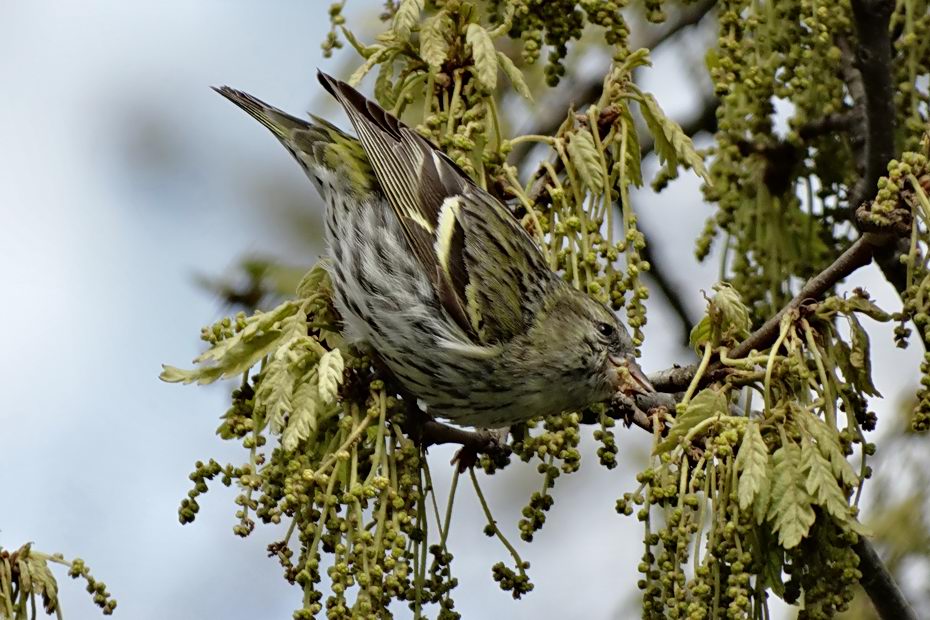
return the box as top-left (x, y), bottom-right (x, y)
top-left (800, 412), bottom-right (859, 488)
top-left (655, 386), bottom-right (728, 454)
top-left (567, 127), bottom-right (606, 194)
top-left (349, 47), bottom-right (388, 86)
top-left (257, 352), bottom-right (297, 434)
top-left (420, 12), bottom-right (451, 71)
top-left (736, 420), bottom-right (770, 511)
top-left (297, 262), bottom-right (331, 298)
top-left (634, 87), bottom-right (710, 184)
top-left (768, 443), bottom-right (816, 549)
top-left (496, 51), bottom-right (533, 100)
top-left (848, 315), bottom-right (881, 396)
top-left (800, 437), bottom-right (852, 522)
top-left (282, 374), bottom-right (320, 451)
top-left (318, 349), bottom-right (345, 405)
top-left (160, 329), bottom-right (287, 385)
top-left (392, 0), bottom-right (423, 40)
top-left (466, 24), bottom-right (498, 91)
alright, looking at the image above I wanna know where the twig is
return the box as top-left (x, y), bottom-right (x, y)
top-left (647, 232), bottom-right (885, 393)
top-left (511, 0), bottom-right (718, 165)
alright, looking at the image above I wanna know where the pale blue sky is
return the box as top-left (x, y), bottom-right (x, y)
top-left (1, 2), bottom-right (920, 619)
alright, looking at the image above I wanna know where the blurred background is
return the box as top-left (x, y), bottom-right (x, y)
top-left (1, 1), bottom-right (925, 618)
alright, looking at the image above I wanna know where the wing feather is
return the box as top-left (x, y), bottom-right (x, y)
top-left (317, 71), bottom-right (551, 343)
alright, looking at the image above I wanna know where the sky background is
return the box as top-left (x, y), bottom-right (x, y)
top-left (1, 2), bottom-right (922, 619)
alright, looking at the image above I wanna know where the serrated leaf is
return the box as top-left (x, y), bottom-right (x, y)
top-left (736, 420), bottom-right (770, 511)
top-left (800, 412), bottom-right (859, 488)
top-left (192, 301), bottom-right (299, 366)
top-left (392, 0), bottom-right (423, 40)
top-left (689, 283), bottom-right (751, 352)
top-left (375, 62), bottom-right (396, 108)
top-left (160, 329), bottom-right (286, 385)
top-left (318, 349), bottom-right (345, 404)
top-left (655, 386), bottom-right (728, 454)
top-left (420, 12), bottom-right (451, 70)
top-left (635, 88), bottom-right (710, 184)
top-left (349, 47), bottom-right (388, 86)
top-left (282, 374), bottom-right (319, 451)
top-left (496, 51), bottom-right (532, 100)
top-left (466, 24), bottom-right (498, 91)
top-left (257, 355), bottom-right (296, 434)
top-left (800, 438), bottom-right (851, 522)
top-left (768, 443), bottom-right (816, 549)
top-left (24, 554), bottom-right (58, 605)
top-left (296, 263), bottom-right (330, 298)
top-left (567, 127), bottom-right (606, 194)
top-left (848, 315), bottom-right (881, 396)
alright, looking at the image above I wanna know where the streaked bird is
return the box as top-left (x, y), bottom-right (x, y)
top-left (213, 71), bottom-right (653, 428)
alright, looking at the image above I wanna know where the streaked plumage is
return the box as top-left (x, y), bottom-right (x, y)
top-left (214, 71), bottom-right (652, 427)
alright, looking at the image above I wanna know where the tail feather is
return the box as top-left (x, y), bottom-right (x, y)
top-left (212, 86), bottom-right (310, 139)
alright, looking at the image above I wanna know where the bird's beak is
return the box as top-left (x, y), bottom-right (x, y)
top-left (609, 355), bottom-right (655, 396)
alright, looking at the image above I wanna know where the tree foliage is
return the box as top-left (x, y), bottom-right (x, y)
top-left (158, 1), bottom-right (930, 619)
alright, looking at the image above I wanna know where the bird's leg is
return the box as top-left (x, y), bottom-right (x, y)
top-left (449, 426), bottom-right (511, 472)
top-left (368, 353), bottom-right (511, 470)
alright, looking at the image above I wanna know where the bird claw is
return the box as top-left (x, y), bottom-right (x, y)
top-left (451, 427), bottom-right (510, 473)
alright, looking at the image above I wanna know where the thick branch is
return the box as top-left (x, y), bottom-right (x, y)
top-left (848, 0), bottom-right (896, 212)
top-left (854, 537), bottom-right (918, 620)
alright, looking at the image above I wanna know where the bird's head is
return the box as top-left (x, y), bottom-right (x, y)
top-left (509, 284), bottom-right (655, 414)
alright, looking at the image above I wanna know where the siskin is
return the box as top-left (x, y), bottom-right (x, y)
top-left (214, 71), bottom-right (653, 428)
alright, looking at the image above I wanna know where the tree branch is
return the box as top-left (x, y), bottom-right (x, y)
top-left (848, 0), bottom-right (896, 213)
top-left (854, 537), bottom-right (918, 620)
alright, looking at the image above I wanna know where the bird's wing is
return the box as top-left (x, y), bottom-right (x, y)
top-left (318, 71), bottom-right (551, 343)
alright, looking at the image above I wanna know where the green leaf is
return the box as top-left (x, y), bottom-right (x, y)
top-left (420, 12), bottom-right (451, 70)
top-left (848, 315), bottom-right (881, 396)
top-left (297, 262), bottom-right (330, 298)
top-left (466, 23), bottom-right (498, 91)
top-left (196, 301), bottom-right (299, 365)
top-left (800, 412), bottom-right (858, 488)
top-left (634, 87), bottom-right (710, 184)
top-left (736, 420), bottom-right (770, 511)
top-left (567, 127), bottom-right (606, 194)
top-left (375, 62), bottom-right (396, 108)
top-left (690, 283), bottom-right (751, 352)
top-left (615, 47), bottom-right (652, 78)
top-left (800, 437), bottom-right (852, 522)
top-left (767, 443), bottom-right (816, 549)
top-left (496, 51), bottom-right (532, 100)
top-left (655, 386), bottom-right (728, 454)
top-left (318, 349), bottom-right (345, 405)
top-left (160, 328), bottom-right (287, 385)
top-left (392, 0), bottom-right (423, 40)
top-left (349, 47), bottom-right (388, 86)
top-left (282, 373), bottom-right (320, 451)
top-left (256, 354), bottom-right (297, 435)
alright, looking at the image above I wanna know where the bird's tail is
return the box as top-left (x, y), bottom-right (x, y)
top-left (214, 84), bottom-right (375, 197)
top-left (212, 86), bottom-right (310, 139)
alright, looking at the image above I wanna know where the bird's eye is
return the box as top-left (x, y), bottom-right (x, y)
top-left (596, 322), bottom-right (615, 339)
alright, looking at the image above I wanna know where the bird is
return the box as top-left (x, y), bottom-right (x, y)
top-left (213, 70), bottom-right (654, 428)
